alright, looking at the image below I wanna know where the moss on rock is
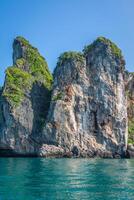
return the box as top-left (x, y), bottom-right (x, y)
top-left (128, 118), bottom-right (134, 144)
top-left (25, 46), bottom-right (53, 88)
top-left (52, 92), bottom-right (63, 101)
top-left (3, 67), bottom-right (33, 106)
top-left (16, 58), bottom-right (26, 68)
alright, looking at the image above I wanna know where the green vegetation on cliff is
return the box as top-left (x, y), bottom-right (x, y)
top-left (15, 36), bottom-right (53, 89)
top-left (25, 47), bottom-right (52, 88)
top-left (128, 118), bottom-right (134, 145)
top-left (83, 36), bottom-right (122, 59)
top-left (57, 51), bottom-right (85, 67)
top-left (3, 67), bottom-right (33, 106)
top-left (52, 92), bottom-right (63, 101)
top-left (16, 58), bottom-right (26, 68)
top-left (3, 36), bottom-right (53, 107)
top-left (14, 36), bottom-right (53, 88)
top-left (15, 36), bottom-right (30, 47)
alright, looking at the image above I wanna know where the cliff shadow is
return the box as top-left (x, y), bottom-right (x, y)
top-left (30, 82), bottom-right (51, 143)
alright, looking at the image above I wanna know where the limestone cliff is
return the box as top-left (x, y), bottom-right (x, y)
top-left (0, 36), bottom-right (130, 158)
top-left (42, 37), bottom-right (128, 158)
top-left (125, 72), bottom-right (134, 156)
top-left (0, 37), bottom-right (53, 155)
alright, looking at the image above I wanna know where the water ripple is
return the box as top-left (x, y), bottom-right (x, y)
top-left (0, 158), bottom-right (134, 200)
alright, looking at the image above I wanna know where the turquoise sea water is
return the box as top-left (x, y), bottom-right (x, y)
top-left (0, 158), bottom-right (134, 200)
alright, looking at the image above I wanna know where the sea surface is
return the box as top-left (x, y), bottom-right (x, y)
top-left (0, 158), bottom-right (134, 200)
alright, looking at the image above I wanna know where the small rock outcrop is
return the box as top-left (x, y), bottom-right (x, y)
top-left (42, 37), bottom-right (128, 158)
top-left (0, 37), bottom-right (53, 155)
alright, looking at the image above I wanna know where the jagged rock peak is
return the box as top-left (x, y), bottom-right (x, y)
top-left (3, 36), bottom-right (53, 107)
top-left (13, 36), bottom-right (36, 64)
top-left (13, 36), bottom-right (30, 64)
top-left (13, 36), bottom-right (52, 79)
top-left (53, 51), bottom-right (86, 82)
top-left (83, 36), bottom-right (125, 65)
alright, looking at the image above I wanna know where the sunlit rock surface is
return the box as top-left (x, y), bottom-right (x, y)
top-left (42, 37), bottom-right (128, 158)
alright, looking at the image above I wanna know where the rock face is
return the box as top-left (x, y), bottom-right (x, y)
top-left (0, 37), bottom-right (53, 155)
top-left (0, 36), bottom-right (130, 157)
top-left (125, 72), bottom-right (134, 157)
top-left (42, 37), bottom-right (128, 158)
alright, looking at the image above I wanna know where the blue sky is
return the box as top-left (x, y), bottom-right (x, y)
top-left (0, 0), bottom-right (134, 86)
